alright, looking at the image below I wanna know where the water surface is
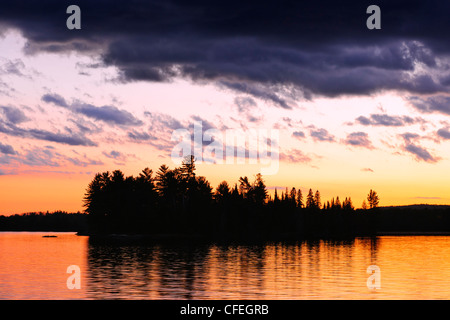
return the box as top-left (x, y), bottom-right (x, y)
top-left (1, 232), bottom-right (450, 299)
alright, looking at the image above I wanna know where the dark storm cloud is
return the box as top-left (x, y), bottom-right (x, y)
top-left (1, 0), bottom-right (449, 103)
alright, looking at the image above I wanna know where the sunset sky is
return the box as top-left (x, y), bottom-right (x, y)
top-left (0, 1), bottom-right (450, 214)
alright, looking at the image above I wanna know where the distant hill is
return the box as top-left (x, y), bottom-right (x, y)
top-left (379, 204), bottom-right (450, 210)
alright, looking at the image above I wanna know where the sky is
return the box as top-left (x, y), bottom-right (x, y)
top-left (0, 0), bottom-right (450, 214)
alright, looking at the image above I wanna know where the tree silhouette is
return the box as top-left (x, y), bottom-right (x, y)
top-left (215, 181), bottom-right (231, 203)
top-left (314, 190), bottom-right (321, 209)
top-left (273, 188), bottom-right (280, 204)
top-left (342, 197), bottom-right (354, 211)
top-left (306, 189), bottom-right (315, 209)
top-left (238, 176), bottom-right (252, 198)
top-left (367, 189), bottom-right (380, 209)
top-left (361, 199), bottom-right (368, 210)
top-left (296, 189), bottom-right (303, 208)
top-left (251, 173), bottom-right (268, 205)
top-left (334, 196), bottom-right (341, 210)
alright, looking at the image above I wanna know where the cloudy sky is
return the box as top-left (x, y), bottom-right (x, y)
top-left (0, 0), bottom-right (450, 214)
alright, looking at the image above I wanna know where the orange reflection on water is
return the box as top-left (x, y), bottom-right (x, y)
top-left (3, 233), bottom-right (450, 299)
top-left (0, 232), bottom-right (88, 299)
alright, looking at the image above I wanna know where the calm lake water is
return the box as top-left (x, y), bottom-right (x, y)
top-left (1, 232), bottom-right (450, 299)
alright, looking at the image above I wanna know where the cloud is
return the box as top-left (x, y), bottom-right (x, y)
top-left (145, 112), bottom-right (183, 131)
top-left (220, 81), bottom-right (295, 109)
top-left (234, 96), bottom-right (257, 113)
top-left (102, 150), bottom-right (126, 162)
top-left (21, 148), bottom-right (60, 167)
top-left (0, 59), bottom-right (26, 77)
top-left (1, 145), bottom-right (104, 169)
top-left (75, 103), bottom-right (143, 126)
top-left (66, 157), bottom-right (103, 167)
top-left (233, 97), bottom-right (264, 123)
top-left (1, 1), bottom-right (449, 103)
top-left (343, 132), bottom-right (374, 149)
top-left (279, 149), bottom-right (312, 163)
top-left (398, 132), bottom-right (438, 162)
top-left (355, 114), bottom-right (418, 127)
top-left (128, 130), bottom-right (157, 142)
top-left (400, 132), bottom-right (420, 142)
top-left (361, 168), bottom-right (374, 172)
top-left (310, 128), bottom-right (335, 142)
top-left (403, 143), bottom-right (437, 162)
top-left (41, 93), bottom-right (69, 108)
top-left (0, 142), bottom-right (16, 155)
top-left (437, 127), bottom-right (450, 140)
top-left (0, 118), bottom-right (97, 146)
top-left (0, 106), bottom-right (29, 124)
top-left (68, 118), bottom-right (102, 134)
top-left (28, 128), bottom-right (97, 146)
top-left (408, 96), bottom-right (450, 115)
top-left (42, 94), bottom-right (143, 126)
top-left (292, 131), bottom-right (305, 139)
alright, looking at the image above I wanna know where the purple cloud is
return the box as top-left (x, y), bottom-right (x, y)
top-left (356, 114), bottom-right (418, 127)
top-left (408, 96), bottom-right (450, 115)
top-left (437, 127), bottom-right (450, 140)
top-left (0, 106), bottom-right (29, 124)
top-left (310, 128), bottom-right (335, 142)
top-left (292, 131), bottom-right (305, 139)
top-left (0, 142), bottom-right (16, 155)
top-left (404, 143), bottom-right (437, 162)
top-left (42, 93), bottom-right (143, 126)
top-left (343, 132), bottom-right (374, 149)
top-left (41, 93), bottom-right (69, 108)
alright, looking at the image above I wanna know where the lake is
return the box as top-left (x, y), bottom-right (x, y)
top-left (1, 232), bottom-right (450, 299)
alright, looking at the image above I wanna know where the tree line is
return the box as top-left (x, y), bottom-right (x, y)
top-left (0, 211), bottom-right (87, 232)
top-left (83, 156), bottom-right (381, 239)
